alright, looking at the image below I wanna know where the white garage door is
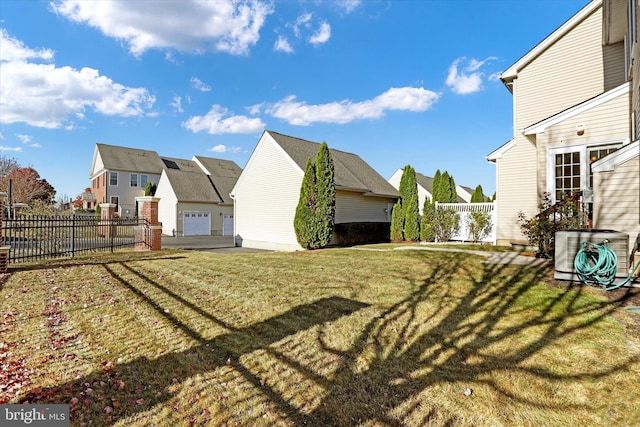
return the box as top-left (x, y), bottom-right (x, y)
top-left (183, 212), bottom-right (210, 236)
top-left (223, 214), bottom-right (234, 236)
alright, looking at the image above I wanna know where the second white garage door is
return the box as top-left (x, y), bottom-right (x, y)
top-left (183, 212), bottom-right (211, 236)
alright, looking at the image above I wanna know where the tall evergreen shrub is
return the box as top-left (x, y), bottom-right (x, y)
top-left (293, 143), bottom-right (336, 249)
top-left (390, 201), bottom-right (404, 242)
top-left (294, 159), bottom-right (318, 249)
top-left (470, 185), bottom-right (484, 203)
top-left (314, 142), bottom-right (336, 247)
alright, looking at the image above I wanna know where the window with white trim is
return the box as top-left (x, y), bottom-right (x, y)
top-left (109, 172), bottom-right (118, 186)
top-left (130, 173), bottom-right (138, 188)
top-left (548, 143), bottom-right (622, 203)
top-left (141, 174), bottom-right (148, 189)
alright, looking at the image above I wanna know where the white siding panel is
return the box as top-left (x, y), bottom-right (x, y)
top-left (593, 157), bottom-right (640, 258)
top-left (495, 138), bottom-right (538, 244)
top-left (234, 135), bottom-right (303, 250)
top-left (156, 172), bottom-right (178, 236)
top-left (515, 7), bottom-right (604, 132)
top-left (335, 191), bottom-right (395, 223)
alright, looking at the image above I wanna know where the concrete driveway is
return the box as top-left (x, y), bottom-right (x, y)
top-left (161, 235), bottom-right (269, 253)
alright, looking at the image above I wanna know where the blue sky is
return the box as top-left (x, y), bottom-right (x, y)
top-left (0, 0), bottom-right (589, 201)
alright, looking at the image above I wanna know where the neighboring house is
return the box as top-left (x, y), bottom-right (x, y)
top-left (231, 130), bottom-right (399, 251)
top-left (89, 144), bottom-right (164, 217)
top-left (89, 144), bottom-right (241, 235)
top-left (387, 168), bottom-right (467, 214)
top-left (155, 156), bottom-right (241, 236)
top-left (487, 0), bottom-right (639, 257)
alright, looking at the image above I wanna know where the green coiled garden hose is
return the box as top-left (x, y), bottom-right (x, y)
top-left (574, 241), bottom-right (640, 291)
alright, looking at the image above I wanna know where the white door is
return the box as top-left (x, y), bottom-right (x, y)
top-left (183, 212), bottom-right (211, 236)
top-left (223, 214), bottom-right (234, 236)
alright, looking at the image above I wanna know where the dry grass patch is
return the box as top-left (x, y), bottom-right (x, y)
top-left (1, 248), bottom-right (639, 426)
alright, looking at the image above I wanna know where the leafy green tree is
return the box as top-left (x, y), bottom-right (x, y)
top-left (432, 169), bottom-right (444, 203)
top-left (390, 201), bottom-right (404, 242)
top-left (314, 142), bottom-right (336, 247)
top-left (294, 159), bottom-right (318, 249)
top-left (398, 165), bottom-right (420, 241)
top-left (404, 193), bottom-right (420, 241)
top-left (294, 143), bottom-right (336, 249)
top-left (470, 185), bottom-right (484, 203)
top-left (144, 181), bottom-right (157, 196)
top-left (420, 196), bottom-right (435, 242)
top-left (447, 173), bottom-right (457, 202)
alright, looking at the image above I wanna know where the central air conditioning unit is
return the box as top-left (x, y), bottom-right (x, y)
top-left (554, 230), bottom-right (629, 281)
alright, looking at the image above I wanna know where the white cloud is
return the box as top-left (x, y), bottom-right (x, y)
top-left (16, 134), bottom-right (32, 144)
top-left (51, 0), bottom-right (274, 56)
top-left (309, 21), bottom-right (331, 45)
top-left (445, 56), bottom-right (498, 95)
top-left (170, 96), bottom-right (183, 113)
top-left (265, 87), bottom-right (440, 126)
top-left (0, 146), bottom-right (22, 152)
top-left (30, 143), bottom-right (42, 148)
top-left (0, 30), bottom-right (155, 128)
top-left (209, 144), bottom-right (241, 153)
top-left (337, 0), bottom-right (361, 14)
top-left (0, 29), bottom-right (54, 62)
top-left (274, 36), bottom-right (293, 53)
top-left (190, 77), bottom-right (211, 92)
top-left (183, 105), bottom-right (265, 134)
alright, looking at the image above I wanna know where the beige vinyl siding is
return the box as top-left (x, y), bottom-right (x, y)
top-left (535, 89), bottom-right (631, 191)
top-left (603, 41), bottom-right (626, 91)
top-left (514, 6), bottom-right (604, 133)
top-left (335, 190), bottom-right (395, 223)
top-left (495, 138), bottom-right (538, 245)
top-left (233, 134), bottom-right (303, 251)
top-left (592, 157), bottom-right (640, 258)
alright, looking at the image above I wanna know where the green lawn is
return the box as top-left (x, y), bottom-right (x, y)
top-left (1, 247), bottom-right (639, 426)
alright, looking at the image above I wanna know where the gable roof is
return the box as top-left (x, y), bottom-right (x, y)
top-left (159, 157), bottom-right (222, 203)
top-left (193, 156), bottom-right (242, 204)
top-left (267, 130), bottom-right (398, 198)
top-left (94, 143), bottom-right (164, 174)
top-left (500, 0), bottom-right (601, 88)
top-left (415, 172), bottom-right (434, 193)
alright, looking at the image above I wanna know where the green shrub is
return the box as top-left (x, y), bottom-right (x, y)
top-left (467, 210), bottom-right (492, 242)
top-left (420, 197), bottom-right (435, 242)
top-left (433, 207), bottom-right (460, 242)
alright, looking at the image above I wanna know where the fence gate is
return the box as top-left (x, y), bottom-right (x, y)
top-left (1, 215), bottom-right (148, 264)
top-left (435, 202), bottom-right (496, 244)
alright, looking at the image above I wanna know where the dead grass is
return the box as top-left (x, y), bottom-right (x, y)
top-left (1, 247), bottom-right (639, 426)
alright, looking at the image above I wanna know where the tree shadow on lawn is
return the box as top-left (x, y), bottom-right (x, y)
top-left (18, 253), bottom-right (639, 426)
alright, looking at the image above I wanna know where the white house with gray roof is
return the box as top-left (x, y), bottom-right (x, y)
top-left (89, 143), bottom-right (241, 235)
top-left (155, 156), bottom-right (241, 236)
top-left (230, 130), bottom-right (399, 251)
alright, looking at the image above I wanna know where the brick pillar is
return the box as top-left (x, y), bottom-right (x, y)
top-left (0, 192), bottom-right (10, 273)
top-left (99, 203), bottom-right (116, 237)
top-left (135, 197), bottom-right (162, 251)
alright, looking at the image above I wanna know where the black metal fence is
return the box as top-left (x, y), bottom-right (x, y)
top-left (1, 215), bottom-right (149, 263)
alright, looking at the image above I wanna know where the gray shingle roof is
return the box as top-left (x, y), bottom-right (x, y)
top-left (267, 130), bottom-right (398, 198)
top-left (415, 172), bottom-right (434, 193)
top-left (193, 156), bottom-right (242, 204)
top-left (160, 157), bottom-right (221, 203)
top-left (96, 144), bottom-right (164, 173)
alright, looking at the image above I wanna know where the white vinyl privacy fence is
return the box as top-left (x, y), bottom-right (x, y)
top-left (435, 202), bottom-right (496, 244)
